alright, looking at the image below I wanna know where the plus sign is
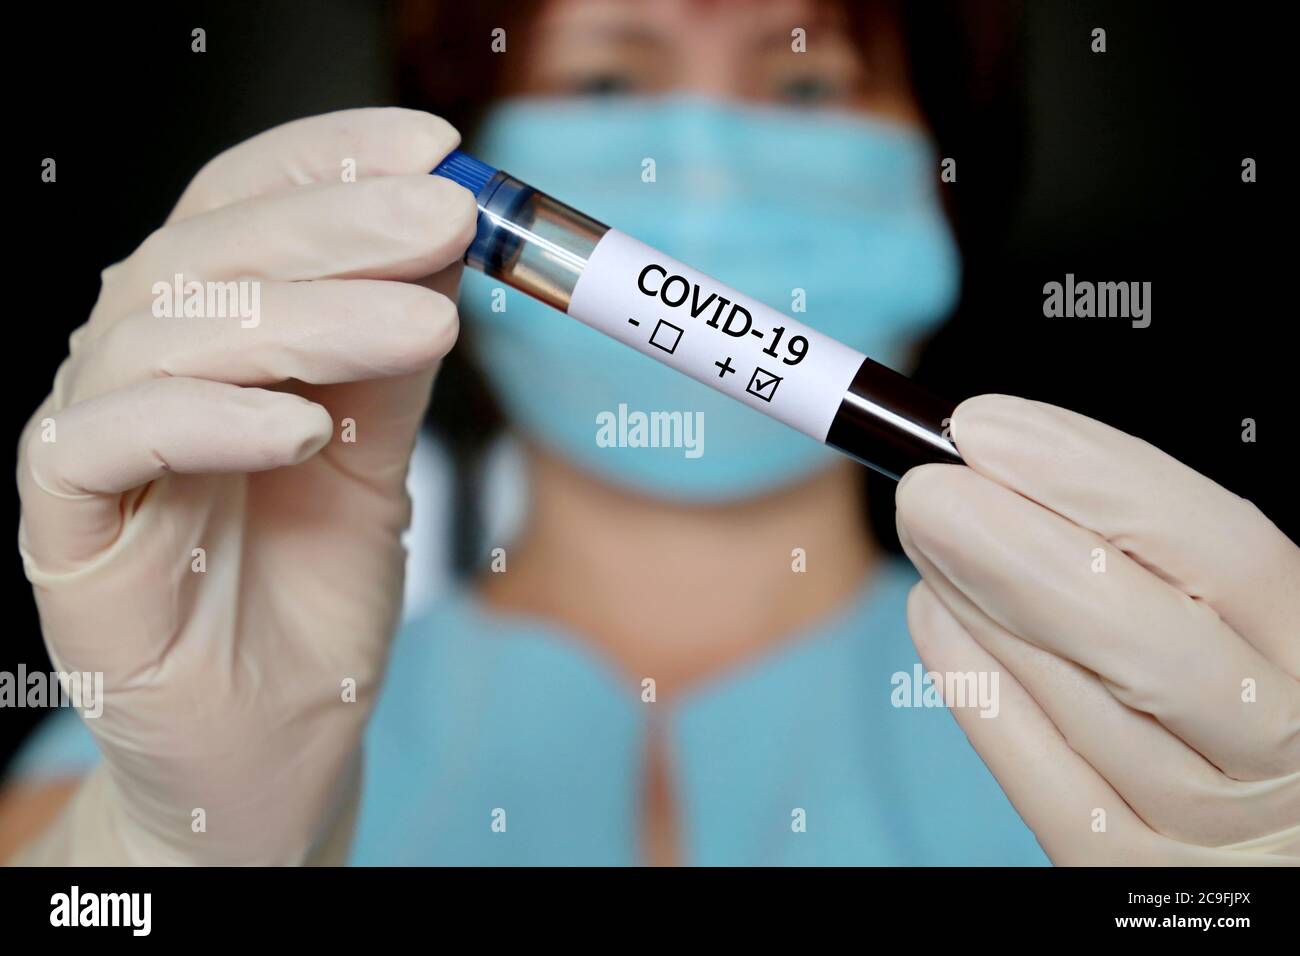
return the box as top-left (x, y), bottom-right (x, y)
top-left (714, 356), bottom-right (736, 378)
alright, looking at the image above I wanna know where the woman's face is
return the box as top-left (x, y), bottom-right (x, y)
top-left (461, 0), bottom-right (959, 503)
top-left (512, 0), bottom-right (923, 125)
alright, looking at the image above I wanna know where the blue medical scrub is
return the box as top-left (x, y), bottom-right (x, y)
top-left (8, 560), bottom-right (1047, 865)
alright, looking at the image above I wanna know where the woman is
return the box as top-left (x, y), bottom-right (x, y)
top-left (4, 0), bottom-right (1297, 866)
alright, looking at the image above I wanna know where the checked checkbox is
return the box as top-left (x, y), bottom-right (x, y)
top-left (745, 366), bottom-right (783, 402)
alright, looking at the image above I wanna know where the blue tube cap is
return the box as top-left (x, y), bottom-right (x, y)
top-left (431, 150), bottom-right (497, 201)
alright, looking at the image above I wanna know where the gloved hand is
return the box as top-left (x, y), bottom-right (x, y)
top-left (897, 395), bottom-right (1300, 864)
top-left (15, 108), bottom-right (477, 864)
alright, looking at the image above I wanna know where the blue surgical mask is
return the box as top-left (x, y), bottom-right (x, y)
top-left (460, 96), bottom-right (961, 501)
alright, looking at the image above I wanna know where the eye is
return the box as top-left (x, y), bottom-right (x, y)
top-left (570, 72), bottom-right (638, 97)
top-left (777, 75), bottom-right (843, 105)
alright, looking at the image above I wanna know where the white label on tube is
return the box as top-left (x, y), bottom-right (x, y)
top-left (566, 229), bottom-right (866, 442)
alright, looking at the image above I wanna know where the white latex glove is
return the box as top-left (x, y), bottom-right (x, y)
top-left (897, 395), bottom-right (1300, 865)
top-left (15, 108), bottom-right (477, 864)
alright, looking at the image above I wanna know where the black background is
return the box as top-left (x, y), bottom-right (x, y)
top-left (3, 0), bottom-right (1290, 772)
top-left (0, 864), bottom-right (1293, 938)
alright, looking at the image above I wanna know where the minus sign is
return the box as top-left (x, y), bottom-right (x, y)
top-left (628, 318), bottom-right (640, 326)
top-left (750, 329), bottom-right (763, 338)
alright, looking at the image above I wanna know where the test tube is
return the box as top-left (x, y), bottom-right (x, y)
top-left (432, 149), bottom-right (963, 481)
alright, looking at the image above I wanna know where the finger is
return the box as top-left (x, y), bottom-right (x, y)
top-left (288, 266), bottom-right (462, 492)
top-left (167, 108), bottom-right (460, 222)
top-left (900, 523), bottom-right (1300, 847)
top-left (897, 464), bottom-right (1300, 780)
top-left (18, 377), bottom-right (332, 573)
top-left (909, 583), bottom-right (1294, 865)
top-left (905, 581), bottom-right (1162, 865)
top-left (59, 279), bottom-right (457, 408)
top-left (953, 394), bottom-right (1300, 677)
top-left (92, 175), bottom-right (477, 324)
